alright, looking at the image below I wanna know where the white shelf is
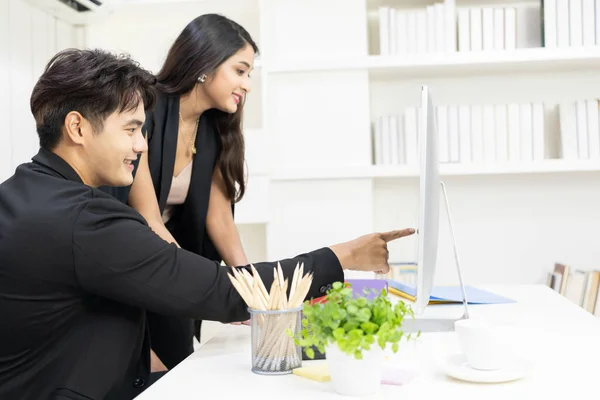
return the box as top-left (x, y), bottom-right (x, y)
top-left (367, 0), bottom-right (538, 7)
top-left (265, 48), bottom-right (600, 79)
top-left (271, 159), bottom-right (600, 181)
top-left (367, 0), bottom-right (539, 10)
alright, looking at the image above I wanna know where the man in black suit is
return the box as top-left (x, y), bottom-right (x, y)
top-left (0, 49), bottom-right (414, 400)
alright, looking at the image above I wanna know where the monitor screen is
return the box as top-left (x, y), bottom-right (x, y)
top-left (415, 85), bottom-right (441, 315)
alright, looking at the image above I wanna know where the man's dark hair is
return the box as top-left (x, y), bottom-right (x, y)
top-left (30, 48), bottom-right (156, 150)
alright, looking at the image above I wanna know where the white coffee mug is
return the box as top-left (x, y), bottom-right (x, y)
top-left (454, 318), bottom-right (516, 371)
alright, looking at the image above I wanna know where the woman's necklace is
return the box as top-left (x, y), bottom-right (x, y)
top-left (179, 111), bottom-right (200, 155)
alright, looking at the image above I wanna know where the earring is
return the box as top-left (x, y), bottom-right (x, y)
top-left (197, 74), bottom-right (207, 83)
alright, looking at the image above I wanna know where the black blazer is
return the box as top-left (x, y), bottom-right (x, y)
top-left (101, 91), bottom-right (225, 262)
top-left (0, 149), bottom-right (344, 400)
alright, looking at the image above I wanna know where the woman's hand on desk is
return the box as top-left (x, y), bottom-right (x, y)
top-left (329, 228), bottom-right (415, 274)
top-left (230, 319), bottom-right (251, 326)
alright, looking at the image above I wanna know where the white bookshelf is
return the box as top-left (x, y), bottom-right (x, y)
top-left (253, 0), bottom-right (600, 285)
top-left (267, 47), bottom-right (600, 79)
top-left (366, 0), bottom-right (540, 6)
top-left (84, 0), bottom-right (600, 284)
top-left (271, 159), bottom-right (600, 181)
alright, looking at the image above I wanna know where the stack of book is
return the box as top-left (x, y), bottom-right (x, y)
top-left (457, 7), bottom-right (517, 52)
top-left (372, 102), bottom-right (547, 165)
top-left (378, 2), bottom-right (543, 55)
top-left (559, 99), bottom-right (600, 160)
top-left (548, 263), bottom-right (600, 315)
top-left (542, 0), bottom-right (600, 48)
top-left (378, 0), bottom-right (456, 55)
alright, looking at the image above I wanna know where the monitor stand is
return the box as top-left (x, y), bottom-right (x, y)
top-left (401, 181), bottom-right (470, 333)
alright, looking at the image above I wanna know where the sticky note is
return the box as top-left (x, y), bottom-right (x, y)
top-left (292, 363), bottom-right (330, 382)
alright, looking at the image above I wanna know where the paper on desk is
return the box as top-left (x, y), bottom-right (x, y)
top-left (381, 365), bottom-right (419, 386)
top-left (387, 280), bottom-right (515, 304)
top-left (292, 362), bottom-right (419, 386)
top-left (431, 286), bottom-right (515, 304)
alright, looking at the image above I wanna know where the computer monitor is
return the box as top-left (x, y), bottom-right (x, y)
top-left (414, 85), bottom-right (440, 316)
top-left (408, 86), bottom-right (469, 326)
top-left (387, 86), bottom-right (469, 331)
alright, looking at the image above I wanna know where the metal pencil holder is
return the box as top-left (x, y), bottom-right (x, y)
top-left (249, 306), bottom-right (303, 375)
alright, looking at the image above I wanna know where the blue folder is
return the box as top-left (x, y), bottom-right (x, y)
top-left (386, 280), bottom-right (515, 305)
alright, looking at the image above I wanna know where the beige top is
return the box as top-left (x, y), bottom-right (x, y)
top-left (161, 160), bottom-right (193, 224)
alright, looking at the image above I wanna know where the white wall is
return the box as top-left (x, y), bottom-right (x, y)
top-left (84, 0), bottom-right (260, 74)
top-left (0, 0), bottom-right (78, 182)
top-left (84, 0), bottom-right (263, 130)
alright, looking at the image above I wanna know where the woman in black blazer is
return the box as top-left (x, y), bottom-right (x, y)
top-left (102, 13), bottom-right (257, 371)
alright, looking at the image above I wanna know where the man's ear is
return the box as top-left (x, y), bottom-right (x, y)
top-left (63, 111), bottom-right (87, 145)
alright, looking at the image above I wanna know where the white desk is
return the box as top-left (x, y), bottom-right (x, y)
top-left (136, 285), bottom-right (600, 399)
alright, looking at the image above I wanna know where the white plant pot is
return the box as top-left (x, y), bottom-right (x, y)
top-left (325, 341), bottom-right (384, 396)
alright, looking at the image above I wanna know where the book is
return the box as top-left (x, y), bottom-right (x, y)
top-left (553, 263), bottom-right (570, 295)
top-left (346, 279), bottom-right (388, 300)
top-left (444, 0), bottom-right (457, 52)
top-left (458, 105), bottom-right (471, 162)
top-left (596, 0), bottom-right (600, 46)
top-left (494, 103), bottom-right (508, 161)
top-left (556, 0), bottom-right (569, 47)
top-left (558, 102), bottom-right (579, 160)
top-left (564, 269), bottom-right (587, 306)
top-left (543, 0), bottom-right (557, 48)
top-left (395, 10), bottom-right (409, 55)
top-left (493, 8), bottom-right (505, 50)
top-left (470, 104), bottom-right (484, 162)
top-left (448, 105), bottom-right (460, 162)
top-left (457, 8), bottom-right (470, 52)
top-left (519, 103), bottom-right (533, 161)
top-left (308, 279), bottom-right (388, 305)
top-left (505, 8), bottom-right (517, 49)
top-left (583, 0), bottom-right (595, 46)
top-left (582, 271), bottom-right (600, 313)
top-left (576, 100), bottom-right (589, 159)
top-left (437, 105), bottom-right (450, 163)
top-left (507, 103), bottom-right (521, 161)
top-left (470, 8), bottom-right (483, 51)
top-left (569, 0), bottom-right (583, 47)
top-left (405, 107), bottom-right (419, 165)
top-left (482, 104), bottom-right (496, 162)
top-left (586, 99), bottom-right (600, 159)
top-left (379, 7), bottom-right (390, 54)
top-left (387, 280), bottom-right (516, 305)
top-left (532, 103), bottom-right (545, 160)
top-left (482, 8), bottom-right (494, 51)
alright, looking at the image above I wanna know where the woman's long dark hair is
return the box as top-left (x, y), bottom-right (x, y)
top-left (155, 13), bottom-right (258, 203)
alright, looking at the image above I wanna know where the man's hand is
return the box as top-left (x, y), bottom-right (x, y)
top-left (329, 228), bottom-right (415, 274)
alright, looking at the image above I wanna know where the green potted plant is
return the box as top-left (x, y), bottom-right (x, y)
top-left (291, 281), bottom-right (416, 396)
